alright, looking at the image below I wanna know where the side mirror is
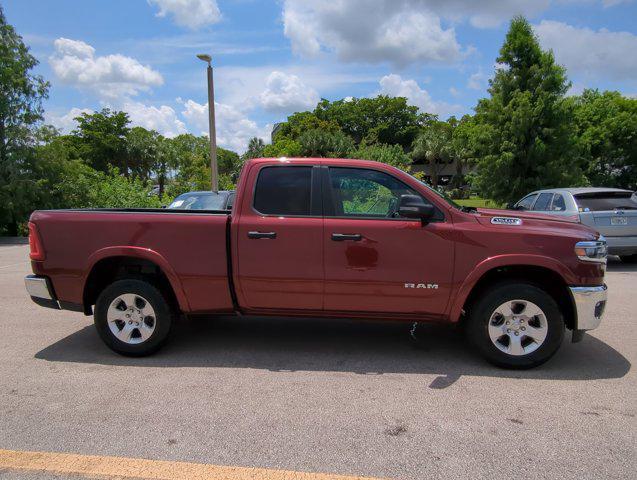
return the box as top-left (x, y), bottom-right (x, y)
top-left (398, 195), bottom-right (435, 222)
top-left (506, 202), bottom-right (517, 210)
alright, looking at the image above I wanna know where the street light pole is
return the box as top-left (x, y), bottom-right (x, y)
top-left (197, 54), bottom-right (218, 192)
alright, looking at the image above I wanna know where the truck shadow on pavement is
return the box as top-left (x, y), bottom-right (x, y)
top-left (35, 315), bottom-right (630, 389)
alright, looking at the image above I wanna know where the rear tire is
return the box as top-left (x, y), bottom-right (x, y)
top-left (620, 254), bottom-right (637, 264)
top-left (465, 282), bottom-right (564, 369)
top-left (94, 279), bottom-right (173, 356)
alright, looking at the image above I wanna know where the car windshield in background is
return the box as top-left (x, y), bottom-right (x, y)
top-left (168, 193), bottom-right (227, 210)
top-left (575, 192), bottom-right (637, 211)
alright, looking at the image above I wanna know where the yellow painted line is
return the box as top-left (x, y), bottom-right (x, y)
top-left (0, 449), bottom-right (386, 480)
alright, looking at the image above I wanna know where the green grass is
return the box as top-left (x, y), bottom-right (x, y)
top-left (454, 197), bottom-right (504, 209)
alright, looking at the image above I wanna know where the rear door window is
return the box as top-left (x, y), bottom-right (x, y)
top-left (550, 194), bottom-right (566, 211)
top-left (575, 192), bottom-right (637, 212)
top-left (532, 193), bottom-right (553, 211)
top-left (253, 166), bottom-right (312, 216)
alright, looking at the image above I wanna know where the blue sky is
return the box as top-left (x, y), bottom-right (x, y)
top-left (4, 0), bottom-right (637, 152)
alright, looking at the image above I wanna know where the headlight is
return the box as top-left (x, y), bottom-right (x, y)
top-left (574, 236), bottom-right (607, 263)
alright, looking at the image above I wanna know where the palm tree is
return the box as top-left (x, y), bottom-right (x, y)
top-left (244, 137), bottom-right (265, 160)
top-left (411, 121), bottom-right (452, 188)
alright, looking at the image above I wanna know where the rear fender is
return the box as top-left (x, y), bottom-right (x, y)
top-left (84, 246), bottom-right (191, 312)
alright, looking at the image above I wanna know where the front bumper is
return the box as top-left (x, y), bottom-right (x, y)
top-left (25, 275), bottom-right (60, 310)
top-left (569, 284), bottom-right (607, 331)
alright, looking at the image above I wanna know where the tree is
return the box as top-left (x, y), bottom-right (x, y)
top-left (243, 137), bottom-right (264, 160)
top-left (163, 134), bottom-right (241, 197)
top-left (297, 129), bottom-right (354, 158)
top-left (217, 148), bottom-right (242, 177)
top-left (126, 126), bottom-right (160, 181)
top-left (33, 131), bottom-right (160, 210)
top-left (262, 137), bottom-right (302, 157)
top-left (570, 89), bottom-right (637, 189)
top-left (314, 96), bottom-right (427, 148)
top-left (350, 143), bottom-right (413, 172)
top-left (471, 16), bottom-right (586, 204)
top-left (272, 111), bottom-right (340, 141)
top-left (412, 121), bottom-right (453, 188)
top-left (53, 164), bottom-right (161, 209)
top-left (449, 115), bottom-right (480, 190)
top-left (0, 6), bottom-right (49, 234)
top-left (73, 109), bottom-right (131, 174)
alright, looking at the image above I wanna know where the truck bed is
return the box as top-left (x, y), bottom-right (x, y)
top-left (30, 209), bottom-right (234, 313)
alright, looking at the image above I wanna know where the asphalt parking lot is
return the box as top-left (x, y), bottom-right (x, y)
top-left (0, 244), bottom-right (635, 479)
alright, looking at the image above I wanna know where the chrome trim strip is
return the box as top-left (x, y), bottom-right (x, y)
top-left (24, 275), bottom-right (54, 300)
top-left (569, 284), bottom-right (608, 331)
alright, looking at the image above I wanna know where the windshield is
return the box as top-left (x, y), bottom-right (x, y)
top-left (575, 192), bottom-right (637, 212)
top-left (168, 193), bottom-right (227, 210)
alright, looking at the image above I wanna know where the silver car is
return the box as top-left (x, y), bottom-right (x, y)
top-left (167, 190), bottom-right (235, 211)
top-left (512, 187), bottom-right (637, 262)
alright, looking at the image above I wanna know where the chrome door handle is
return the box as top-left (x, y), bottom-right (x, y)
top-left (331, 233), bottom-right (362, 241)
top-left (248, 231), bottom-right (277, 239)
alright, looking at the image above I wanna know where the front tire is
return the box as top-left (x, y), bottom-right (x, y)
top-left (94, 279), bottom-right (173, 356)
top-left (465, 282), bottom-right (564, 369)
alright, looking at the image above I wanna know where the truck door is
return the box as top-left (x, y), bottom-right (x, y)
top-left (235, 164), bottom-right (324, 311)
top-left (322, 166), bottom-right (454, 316)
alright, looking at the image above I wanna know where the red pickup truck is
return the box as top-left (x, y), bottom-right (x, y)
top-left (25, 158), bottom-right (608, 368)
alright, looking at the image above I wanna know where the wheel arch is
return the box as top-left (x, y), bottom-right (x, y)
top-left (82, 247), bottom-right (190, 315)
top-left (451, 257), bottom-right (576, 330)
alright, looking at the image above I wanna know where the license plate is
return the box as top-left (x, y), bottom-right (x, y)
top-left (611, 216), bottom-right (628, 225)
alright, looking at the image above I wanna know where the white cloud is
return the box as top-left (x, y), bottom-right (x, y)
top-left (258, 71), bottom-right (319, 113)
top-left (170, 64), bottom-right (376, 119)
top-left (467, 71), bottom-right (488, 90)
top-left (49, 38), bottom-right (163, 99)
top-left (283, 1), bottom-right (462, 67)
top-left (181, 99), bottom-right (269, 153)
top-left (377, 74), bottom-right (461, 118)
top-left (148, 0), bottom-right (221, 29)
top-left (449, 87), bottom-right (460, 97)
top-left (282, 0), bottom-right (566, 66)
top-left (181, 99), bottom-right (208, 132)
top-left (535, 20), bottom-right (637, 82)
top-left (45, 107), bottom-right (93, 133)
top-left (123, 102), bottom-right (187, 138)
top-left (47, 103), bottom-right (187, 139)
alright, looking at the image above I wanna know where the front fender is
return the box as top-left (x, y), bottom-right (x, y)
top-left (448, 254), bottom-right (573, 322)
top-left (84, 246), bottom-right (191, 312)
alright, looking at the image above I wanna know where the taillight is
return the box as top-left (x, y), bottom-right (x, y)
top-left (28, 222), bottom-right (45, 261)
